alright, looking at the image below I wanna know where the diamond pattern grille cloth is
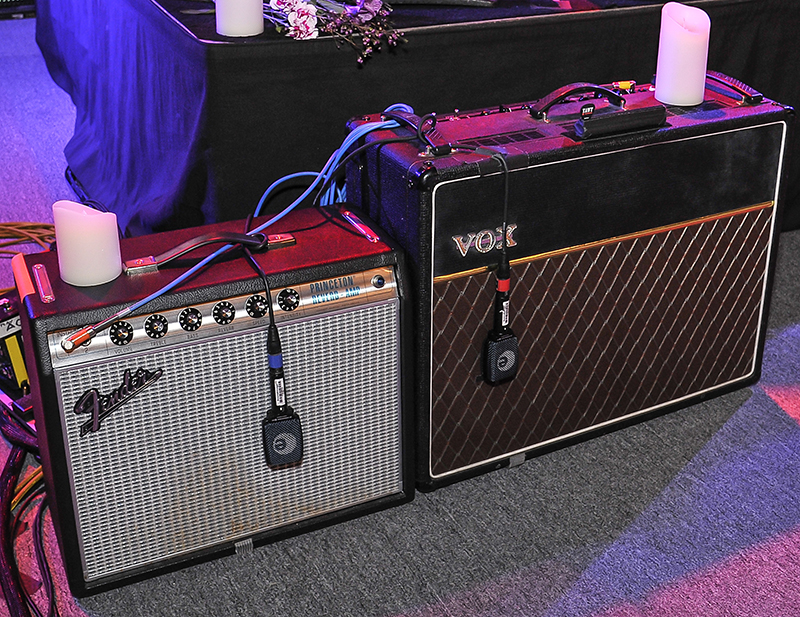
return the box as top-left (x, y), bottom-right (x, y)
top-left (429, 207), bottom-right (773, 477)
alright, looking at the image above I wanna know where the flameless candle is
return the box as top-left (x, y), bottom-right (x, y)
top-left (53, 200), bottom-right (122, 287)
top-left (215, 0), bottom-right (265, 37)
top-left (654, 2), bottom-right (711, 107)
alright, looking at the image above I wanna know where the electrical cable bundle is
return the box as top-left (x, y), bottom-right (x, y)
top-left (1, 402), bottom-right (58, 617)
top-left (0, 224), bottom-right (56, 295)
top-left (0, 224), bottom-right (55, 257)
top-left (254, 102), bottom-right (418, 216)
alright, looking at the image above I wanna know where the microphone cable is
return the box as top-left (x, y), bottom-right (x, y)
top-left (481, 150), bottom-right (520, 386)
top-left (240, 223), bottom-right (290, 420)
top-left (240, 220), bottom-right (303, 468)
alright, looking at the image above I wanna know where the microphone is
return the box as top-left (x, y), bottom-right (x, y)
top-left (239, 233), bottom-right (304, 468)
top-left (481, 150), bottom-right (519, 386)
top-left (262, 322), bottom-right (304, 467)
top-left (483, 257), bottom-right (519, 385)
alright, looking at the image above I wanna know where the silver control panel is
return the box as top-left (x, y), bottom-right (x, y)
top-left (49, 266), bottom-right (397, 369)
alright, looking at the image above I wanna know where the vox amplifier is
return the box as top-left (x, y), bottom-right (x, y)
top-left (346, 74), bottom-right (793, 489)
top-left (13, 207), bottom-right (413, 595)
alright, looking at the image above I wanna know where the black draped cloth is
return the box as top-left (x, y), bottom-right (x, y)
top-left (36, 0), bottom-right (800, 234)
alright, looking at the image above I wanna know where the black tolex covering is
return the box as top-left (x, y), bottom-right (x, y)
top-left (35, 0), bottom-right (800, 235)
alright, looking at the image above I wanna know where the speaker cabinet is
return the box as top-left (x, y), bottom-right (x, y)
top-left (346, 76), bottom-right (793, 489)
top-left (14, 207), bottom-right (412, 595)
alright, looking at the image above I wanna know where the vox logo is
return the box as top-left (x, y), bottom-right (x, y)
top-left (451, 224), bottom-right (517, 257)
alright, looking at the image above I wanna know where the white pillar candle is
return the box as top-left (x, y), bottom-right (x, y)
top-left (53, 200), bottom-right (122, 287)
top-left (215, 0), bottom-right (265, 37)
top-left (654, 2), bottom-right (711, 107)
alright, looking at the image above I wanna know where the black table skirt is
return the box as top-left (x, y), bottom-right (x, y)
top-left (35, 0), bottom-right (800, 234)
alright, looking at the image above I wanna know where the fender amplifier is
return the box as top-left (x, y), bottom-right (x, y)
top-left (346, 74), bottom-right (793, 489)
top-left (13, 207), bottom-right (413, 595)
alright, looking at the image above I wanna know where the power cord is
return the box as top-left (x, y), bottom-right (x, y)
top-left (1, 401), bottom-right (52, 617)
top-left (0, 224), bottom-right (56, 295)
top-left (1, 444), bottom-right (29, 617)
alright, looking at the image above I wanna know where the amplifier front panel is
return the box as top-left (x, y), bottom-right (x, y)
top-left (51, 291), bottom-right (402, 584)
top-left (428, 204), bottom-right (775, 479)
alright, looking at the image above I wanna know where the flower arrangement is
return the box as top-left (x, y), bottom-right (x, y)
top-left (264, 0), bottom-right (403, 63)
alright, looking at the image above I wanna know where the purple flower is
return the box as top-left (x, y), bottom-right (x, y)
top-left (288, 2), bottom-right (319, 39)
top-left (345, 0), bottom-right (382, 23)
top-left (270, 0), bottom-right (299, 12)
top-left (261, 0), bottom-right (401, 62)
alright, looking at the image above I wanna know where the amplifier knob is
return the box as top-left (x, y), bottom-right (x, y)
top-left (179, 307), bottom-right (203, 331)
top-left (109, 321), bottom-right (134, 346)
top-left (144, 314), bottom-right (168, 339)
top-left (277, 289), bottom-right (300, 312)
top-left (246, 295), bottom-right (269, 318)
top-left (213, 301), bottom-right (236, 325)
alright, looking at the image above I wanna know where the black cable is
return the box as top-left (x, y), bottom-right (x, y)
top-left (240, 244), bottom-right (288, 419)
top-left (492, 151), bottom-right (512, 331)
top-left (477, 148), bottom-right (519, 386)
top-left (1, 403), bottom-right (36, 441)
top-left (0, 394), bottom-right (52, 616)
top-left (490, 152), bottom-right (511, 258)
top-left (0, 412), bottom-right (38, 455)
top-left (33, 500), bottom-right (58, 617)
top-left (241, 219), bottom-right (287, 416)
top-left (0, 405), bottom-right (60, 617)
top-left (240, 246), bottom-right (275, 325)
top-left (126, 231), bottom-right (269, 274)
top-left (11, 485), bottom-right (46, 617)
top-left (241, 221), bottom-right (304, 470)
top-left (415, 113), bottom-right (438, 148)
top-left (454, 145), bottom-right (512, 260)
top-left (1, 446), bottom-right (31, 617)
top-left (381, 110), bottom-right (440, 150)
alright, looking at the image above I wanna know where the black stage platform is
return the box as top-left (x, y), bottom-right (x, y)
top-left (35, 0), bottom-right (800, 235)
top-left (0, 0), bottom-right (34, 18)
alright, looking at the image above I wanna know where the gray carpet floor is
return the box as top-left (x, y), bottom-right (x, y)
top-left (3, 13), bottom-right (800, 617)
top-left (0, 15), bottom-right (72, 292)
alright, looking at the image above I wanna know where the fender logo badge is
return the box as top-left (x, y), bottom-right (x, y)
top-left (73, 367), bottom-right (163, 436)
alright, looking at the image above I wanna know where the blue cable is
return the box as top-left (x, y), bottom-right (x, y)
top-left (125, 114), bottom-right (407, 315)
top-left (125, 149), bottom-right (340, 316)
top-left (64, 105), bottom-right (415, 350)
top-left (317, 118), bottom-right (401, 206)
top-left (254, 172), bottom-right (319, 217)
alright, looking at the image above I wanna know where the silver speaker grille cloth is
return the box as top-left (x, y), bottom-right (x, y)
top-left (54, 300), bottom-right (402, 582)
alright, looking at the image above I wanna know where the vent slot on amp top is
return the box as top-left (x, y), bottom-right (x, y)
top-left (456, 129), bottom-right (545, 150)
